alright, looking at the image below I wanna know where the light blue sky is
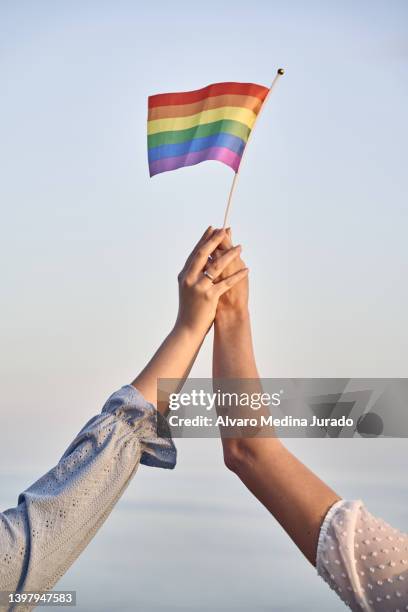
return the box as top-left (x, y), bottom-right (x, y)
top-left (1, 2), bottom-right (407, 608)
top-left (1, 0), bottom-right (407, 452)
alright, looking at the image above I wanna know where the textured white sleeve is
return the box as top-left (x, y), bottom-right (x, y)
top-left (317, 499), bottom-right (408, 611)
top-left (0, 385), bottom-right (176, 606)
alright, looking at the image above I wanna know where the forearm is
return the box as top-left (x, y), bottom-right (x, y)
top-left (132, 322), bottom-right (205, 412)
top-left (224, 437), bottom-right (340, 564)
top-left (213, 309), bottom-right (259, 379)
top-left (213, 308), bottom-right (266, 451)
top-left (213, 313), bottom-right (339, 565)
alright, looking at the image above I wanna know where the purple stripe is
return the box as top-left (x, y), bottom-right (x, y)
top-left (149, 146), bottom-right (241, 176)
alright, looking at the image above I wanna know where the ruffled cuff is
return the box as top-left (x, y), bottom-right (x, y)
top-left (316, 499), bottom-right (347, 573)
top-left (102, 385), bottom-right (176, 469)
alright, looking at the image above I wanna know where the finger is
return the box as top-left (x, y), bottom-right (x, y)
top-left (217, 227), bottom-right (233, 252)
top-left (189, 226), bottom-right (214, 258)
top-left (187, 229), bottom-right (228, 278)
top-left (183, 226), bottom-right (214, 271)
top-left (212, 228), bottom-right (233, 261)
top-left (212, 268), bottom-right (249, 297)
top-left (202, 245), bottom-right (242, 282)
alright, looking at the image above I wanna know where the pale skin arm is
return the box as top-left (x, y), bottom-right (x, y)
top-left (132, 227), bottom-right (248, 414)
top-left (212, 231), bottom-right (340, 565)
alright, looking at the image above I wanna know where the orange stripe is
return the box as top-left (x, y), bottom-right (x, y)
top-left (148, 94), bottom-right (263, 121)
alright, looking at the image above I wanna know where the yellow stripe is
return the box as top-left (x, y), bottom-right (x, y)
top-left (147, 106), bottom-right (257, 135)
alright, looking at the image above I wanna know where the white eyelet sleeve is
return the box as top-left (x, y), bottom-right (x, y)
top-left (317, 499), bottom-right (408, 611)
top-left (0, 385), bottom-right (176, 605)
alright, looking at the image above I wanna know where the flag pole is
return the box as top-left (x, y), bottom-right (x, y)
top-left (222, 68), bottom-right (285, 229)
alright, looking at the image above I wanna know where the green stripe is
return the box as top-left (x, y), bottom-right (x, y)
top-left (147, 119), bottom-right (251, 148)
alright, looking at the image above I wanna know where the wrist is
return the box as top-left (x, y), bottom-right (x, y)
top-left (215, 307), bottom-right (250, 328)
top-left (172, 319), bottom-right (209, 345)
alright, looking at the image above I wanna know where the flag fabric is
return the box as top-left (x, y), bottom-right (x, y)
top-left (147, 82), bottom-right (269, 177)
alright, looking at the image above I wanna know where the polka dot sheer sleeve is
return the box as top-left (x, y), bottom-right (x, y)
top-left (0, 385), bottom-right (176, 603)
top-left (317, 499), bottom-right (408, 611)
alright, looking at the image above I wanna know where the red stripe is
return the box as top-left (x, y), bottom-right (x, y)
top-left (149, 82), bottom-right (269, 108)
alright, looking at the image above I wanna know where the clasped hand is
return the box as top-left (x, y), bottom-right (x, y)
top-left (175, 226), bottom-right (248, 338)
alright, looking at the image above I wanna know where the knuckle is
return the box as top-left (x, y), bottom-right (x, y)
top-left (184, 276), bottom-right (194, 288)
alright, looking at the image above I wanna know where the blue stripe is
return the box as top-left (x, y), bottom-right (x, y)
top-left (148, 132), bottom-right (246, 162)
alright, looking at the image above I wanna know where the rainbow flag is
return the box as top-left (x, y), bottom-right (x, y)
top-left (147, 82), bottom-right (269, 177)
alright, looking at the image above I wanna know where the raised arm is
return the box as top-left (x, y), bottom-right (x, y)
top-left (132, 226), bottom-right (247, 409)
top-left (212, 230), bottom-right (340, 566)
top-left (212, 234), bottom-right (408, 612)
top-left (0, 227), bottom-right (246, 602)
